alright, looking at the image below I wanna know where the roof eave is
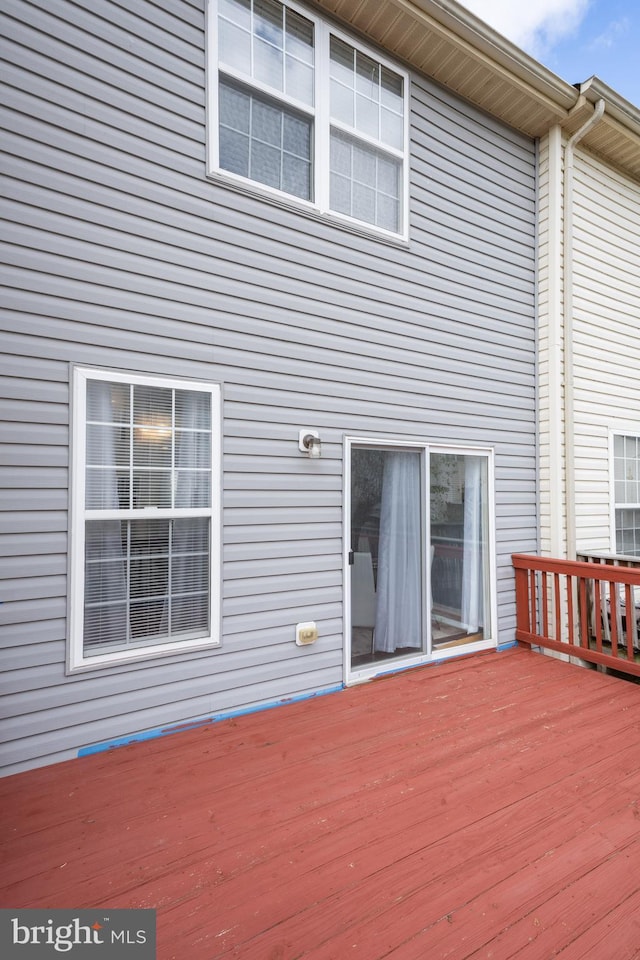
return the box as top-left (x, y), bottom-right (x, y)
top-left (406, 0), bottom-right (578, 110)
top-left (579, 76), bottom-right (640, 135)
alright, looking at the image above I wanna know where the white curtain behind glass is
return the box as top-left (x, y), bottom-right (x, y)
top-left (461, 457), bottom-right (483, 634)
top-left (374, 451), bottom-right (422, 653)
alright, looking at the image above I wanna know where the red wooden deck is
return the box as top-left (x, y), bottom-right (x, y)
top-left (3, 647), bottom-right (640, 959)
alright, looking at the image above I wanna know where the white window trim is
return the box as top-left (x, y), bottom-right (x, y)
top-left (343, 436), bottom-right (497, 687)
top-left (205, 0), bottom-right (410, 242)
top-left (67, 367), bottom-right (222, 674)
top-left (610, 429), bottom-right (640, 556)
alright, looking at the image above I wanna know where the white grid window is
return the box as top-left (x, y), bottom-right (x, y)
top-left (209, 0), bottom-right (409, 238)
top-left (69, 369), bottom-right (221, 672)
top-left (613, 434), bottom-right (640, 556)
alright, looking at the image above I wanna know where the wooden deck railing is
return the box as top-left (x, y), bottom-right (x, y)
top-left (512, 553), bottom-right (640, 678)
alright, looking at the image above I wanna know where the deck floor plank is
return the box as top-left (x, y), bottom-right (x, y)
top-left (2, 648), bottom-right (640, 958)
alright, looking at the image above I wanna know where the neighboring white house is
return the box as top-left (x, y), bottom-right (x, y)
top-left (538, 79), bottom-right (640, 561)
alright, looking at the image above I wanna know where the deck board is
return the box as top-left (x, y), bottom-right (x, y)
top-left (2, 648), bottom-right (640, 958)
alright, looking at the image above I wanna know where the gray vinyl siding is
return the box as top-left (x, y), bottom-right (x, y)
top-left (0, 0), bottom-right (537, 774)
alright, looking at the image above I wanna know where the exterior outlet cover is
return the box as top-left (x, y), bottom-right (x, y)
top-left (296, 621), bottom-right (318, 645)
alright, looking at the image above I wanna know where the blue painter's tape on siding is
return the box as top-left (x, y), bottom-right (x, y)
top-left (77, 684), bottom-right (344, 757)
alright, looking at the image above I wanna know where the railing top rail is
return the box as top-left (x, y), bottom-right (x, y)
top-left (576, 551), bottom-right (640, 566)
top-left (512, 553), bottom-right (640, 584)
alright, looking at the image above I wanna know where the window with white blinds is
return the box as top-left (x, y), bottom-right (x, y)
top-left (613, 433), bottom-right (640, 557)
top-left (209, 0), bottom-right (409, 239)
top-left (69, 369), bottom-right (221, 672)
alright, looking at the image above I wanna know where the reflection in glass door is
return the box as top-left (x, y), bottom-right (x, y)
top-left (350, 447), bottom-right (424, 669)
top-left (429, 452), bottom-right (490, 650)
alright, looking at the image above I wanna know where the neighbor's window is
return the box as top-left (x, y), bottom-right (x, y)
top-left (69, 369), bottom-right (221, 671)
top-left (211, 0), bottom-right (408, 237)
top-left (613, 434), bottom-right (640, 556)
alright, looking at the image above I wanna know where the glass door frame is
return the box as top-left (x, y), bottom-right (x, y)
top-left (344, 436), bottom-right (498, 686)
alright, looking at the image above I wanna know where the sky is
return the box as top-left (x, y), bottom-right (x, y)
top-left (459, 0), bottom-right (640, 107)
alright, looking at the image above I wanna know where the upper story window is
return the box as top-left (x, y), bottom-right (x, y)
top-left (68, 368), bottom-right (221, 672)
top-left (209, 0), bottom-right (409, 239)
top-left (613, 433), bottom-right (640, 556)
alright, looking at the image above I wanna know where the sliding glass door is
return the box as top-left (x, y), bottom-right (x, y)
top-left (347, 441), bottom-right (494, 679)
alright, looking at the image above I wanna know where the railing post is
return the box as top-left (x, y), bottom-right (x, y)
top-left (513, 558), bottom-right (530, 641)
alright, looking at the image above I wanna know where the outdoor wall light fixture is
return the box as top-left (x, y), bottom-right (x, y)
top-left (298, 429), bottom-right (322, 459)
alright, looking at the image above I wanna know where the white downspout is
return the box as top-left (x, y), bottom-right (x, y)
top-left (563, 98), bottom-right (605, 560)
top-left (547, 124), bottom-right (564, 559)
